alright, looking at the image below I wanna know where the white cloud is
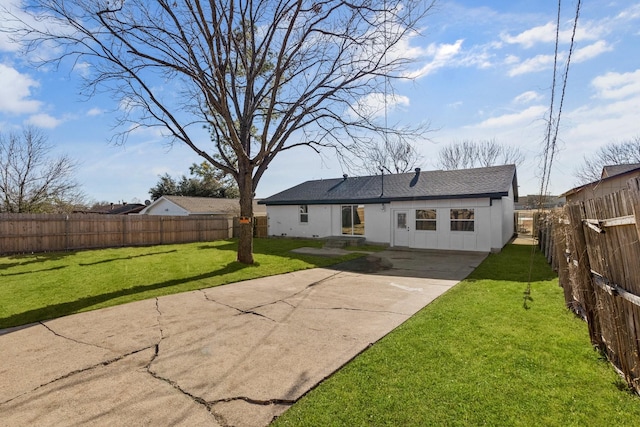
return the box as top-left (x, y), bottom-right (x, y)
top-left (476, 105), bottom-right (548, 129)
top-left (572, 40), bottom-right (613, 63)
top-left (24, 113), bottom-right (61, 128)
top-left (504, 55), bottom-right (520, 65)
top-left (508, 53), bottom-right (561, 77)
top-left (514, 91), bottom-right (543, 104)
top-left (0, 63), bottom-right (42, 114)
top-left (350, 92), bottom-right (410, 119)
top-left (501, 22), bottom-right (558, 48)
top-left (87, 107), bottom-right (105, 116)
top-left (501, 20), bottom-right (608, 49)
top-left (404, 40), bottom-right (464, 79)
top-left (73, 61), bottom-right (92, 78)
top-left (616, 4), bottom-right (640, 21)
top-left (0, 0), bottom-right (24, 53)
top-left (591, 69), bottom-right (640, 100)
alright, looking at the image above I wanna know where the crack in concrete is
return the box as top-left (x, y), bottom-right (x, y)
top-left (136, 271), bottom-right (352, 426)
top-left (211, 395), bottom-right (296, 406)
top-left (39, 321), bottom-right (113, 352)
top-left (197, 271), bottom-right (348, 324)
top-left (154, 297), bottom-right (165, 339)
top-left (145, 344), bottom-right (221, 423)
top-left (0, 346), bottom-right (155, 406)
top-left (198, 290), bottom-right (277, 322)
top-left (242, 271), bottom-right (345, 315)
top-left (145, 297), bottom-right (225, 425)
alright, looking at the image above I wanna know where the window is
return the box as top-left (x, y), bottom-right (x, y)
top-left (397, 212), bottom-right (407, 229)
top-left (299, 205), bottom-right (308, 223)
top-left (342, 205), bottom-right (365, 235)
top-left (450, 208), bottom-right (474, 231)
top-left (416, 209), bottom-right (437, 231)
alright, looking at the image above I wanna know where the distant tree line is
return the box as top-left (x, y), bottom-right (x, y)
top-left (436, 139), bottom-right (524, 170)
top-left (149, 161), bottom-right (239, 200)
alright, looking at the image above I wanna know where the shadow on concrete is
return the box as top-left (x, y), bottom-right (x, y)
top-left (0, 261), bottom-right (252, 330)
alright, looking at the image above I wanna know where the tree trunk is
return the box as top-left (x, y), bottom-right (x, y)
top-left (237, 160), bottom-right (254, 264)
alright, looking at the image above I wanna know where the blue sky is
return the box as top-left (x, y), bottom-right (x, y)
top-left (1, 1), bottom-right (639, 203)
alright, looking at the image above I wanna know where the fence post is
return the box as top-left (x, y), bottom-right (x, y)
top-left (567, 203), bottom-right (604, 350)
top-left (65, 214), bottom-right (70, 251)
top-left (628, 177), bottom-right (640, 249)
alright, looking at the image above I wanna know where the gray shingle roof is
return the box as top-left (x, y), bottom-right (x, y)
top-left (601, 163), bottom-right (640, 178)
top-left (162, 196), bottom-right (266, 215)
top-left (260, 165), bottom-right (517, 205)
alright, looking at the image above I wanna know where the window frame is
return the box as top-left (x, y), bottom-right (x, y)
top-left (341, 204), bottom-right (365, 236)
top-left (299, 204), bottom-right (309, 223)
top-left (415, 209), bottom-right (437, 231)
top-left (450, 208), bottom-right (475, 232)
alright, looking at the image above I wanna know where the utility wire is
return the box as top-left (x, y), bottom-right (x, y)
top-left (525, 0), bottom-right (581, 307)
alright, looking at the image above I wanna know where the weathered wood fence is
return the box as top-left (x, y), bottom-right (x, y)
top-left (0, 214), bottom-right (234, 255)
top-left (539, 178), bottom-right (640, 394)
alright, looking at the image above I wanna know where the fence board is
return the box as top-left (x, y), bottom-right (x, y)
top-left (0, 214), bottom-right (233, 255)
top-left (540, 180), bottom-right (640, 393)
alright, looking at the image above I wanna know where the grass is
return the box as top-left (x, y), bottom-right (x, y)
top-left (274, 244), bottom-right (640, 426)
top-left (0, 238), bottom-right (363, 329)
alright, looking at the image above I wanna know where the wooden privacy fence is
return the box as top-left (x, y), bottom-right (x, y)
top-left (0, 214), bottom-right (234, 255)
top-left (232, 215), bottom-right (268, 238)
top-left (541, 178), bottom-right (640, 394)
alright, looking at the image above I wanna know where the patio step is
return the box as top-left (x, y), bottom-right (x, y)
top-left (323, 236), bottom-right (366, 248)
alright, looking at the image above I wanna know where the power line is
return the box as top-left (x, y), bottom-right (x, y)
top-left (525, 0), bottom-right (581, 306)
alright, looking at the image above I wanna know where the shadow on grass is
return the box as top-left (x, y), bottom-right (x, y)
top-left (0, 252), bottom-right (76, 270)
top-left (0, 261), bottom-right (251, 330)
top-left (0, 265), bottom-right (67, 277)
top-left (78, 249), bottom-right (178, 266)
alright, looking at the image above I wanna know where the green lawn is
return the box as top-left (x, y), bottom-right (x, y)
top-left (0, 238), bottom-right (363, 329)
top-left (274, 244), bottom-right (640, 426)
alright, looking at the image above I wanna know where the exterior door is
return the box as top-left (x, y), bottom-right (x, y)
top-left (393, 210), bottom-right (410, 247)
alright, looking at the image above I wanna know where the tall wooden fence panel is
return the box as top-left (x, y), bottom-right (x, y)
top-left (0, 214), bottom-right (233, 255)
top-left (543, 179), bottom-right (640, 393)
top-left (232, 216), bottom-right (268, 238)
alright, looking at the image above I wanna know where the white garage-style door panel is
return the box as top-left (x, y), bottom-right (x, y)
top-left (391, 204), bottom-right (495, 252)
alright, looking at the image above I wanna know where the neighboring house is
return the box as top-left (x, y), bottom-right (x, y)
top-left (139, 195), bottom-right (266, 216)
top-left (259, 165), bottom-right (518, 252)
top-left (562, 163), bottom-right (640, 204)
top-left (76, 203), bottom-right (146, 215)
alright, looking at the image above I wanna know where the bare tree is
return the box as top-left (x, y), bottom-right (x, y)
top-left (436, 139), bottom-right (524, 170)
top-left (0, 127), bottom-right (84, 213)
top-left (354, 134), bottom-right (423, 175)
top-left (574, 136), bottom-right (640, 184)
top-left (4, 0), bottom-right (434, 263)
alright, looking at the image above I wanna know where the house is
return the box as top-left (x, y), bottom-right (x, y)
top-left (139, 195), bottom-right (267, 216)
top-left (76, 203), bottom-right (146, 215)
top-left (561, 163), bottom-right (640, 204)
top-left (259, 164), bottom-right (518, 252)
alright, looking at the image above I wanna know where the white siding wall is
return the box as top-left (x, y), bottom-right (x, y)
top-left (266, 194), bottom-right (514, 252)
top-left (389, 198), bottom-right (494, 252)
top-left (267, 205), bottom-right (332, 238)
top-left (143, 199), bottom-right (188, 216)
top-left (363, 204), bottom-right (390, 244)
top-left (501, 186), bottom-right (515, 247)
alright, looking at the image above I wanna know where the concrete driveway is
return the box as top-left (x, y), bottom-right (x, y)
top-left (0, 248), bottom-right (487, 427)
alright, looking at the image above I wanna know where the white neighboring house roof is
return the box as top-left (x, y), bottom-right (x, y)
top-left (139, 196), bottom-right (266, 216)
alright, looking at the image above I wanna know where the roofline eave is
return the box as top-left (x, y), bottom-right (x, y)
top-left (261, 192), bottom-right (510, 206)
